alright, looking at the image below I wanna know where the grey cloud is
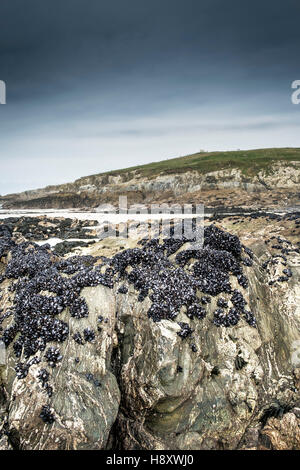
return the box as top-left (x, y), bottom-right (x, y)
top-left (0, 0), bottom-right (300, 193)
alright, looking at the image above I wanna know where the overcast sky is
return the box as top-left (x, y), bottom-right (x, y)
top-left (1, 0), bottom-right (300, 194)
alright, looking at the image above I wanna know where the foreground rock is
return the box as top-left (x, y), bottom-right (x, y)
top-left (113, 240), bottom-right (300, 449)
top-left (0, 220), bottom-right (299, 450)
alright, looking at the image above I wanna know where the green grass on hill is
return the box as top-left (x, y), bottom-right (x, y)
top-left (92, 147), bottom-right (300, 180)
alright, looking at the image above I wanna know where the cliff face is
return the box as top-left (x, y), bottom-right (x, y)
top-left (0, 216), bottom-right (299, 450)
top-left (1, 149), bottom-right (300, 209)
top-left (114, 254), bottom-right (300, 450)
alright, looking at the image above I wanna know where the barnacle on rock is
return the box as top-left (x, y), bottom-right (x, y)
top-left (83, 328), bottom-right (95, 343)
top-left (45, 347), bottom-right (62, 368)
top-left (0, 221), bottom-right (259, 407)
top-left (177, 322), bottom-right (194, 339)
top-left (39, 404), bottom-right (55, 424)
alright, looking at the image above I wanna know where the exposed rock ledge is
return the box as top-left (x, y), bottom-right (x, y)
top-left (0, 223), bottom-right (299, 450)
top-left (1, 159), bottom-right (300, 210)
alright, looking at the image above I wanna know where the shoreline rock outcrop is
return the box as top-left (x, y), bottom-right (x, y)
top-left (0, 219), bottom-right (299, 450)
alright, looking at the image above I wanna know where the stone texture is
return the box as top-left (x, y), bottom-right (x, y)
top-left (112, 247), bottom-right (300, 449)
top-left (0, 226), bottom-right (299, 450)
top-left (0, 285), bottom-right (120, 450)
top-left (259, 412), bottom-right (300, 450)
top-left (1, 160), bottom-right (299, 210)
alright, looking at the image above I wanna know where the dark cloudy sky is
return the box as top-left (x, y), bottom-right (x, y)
top-left (1, 0), bottom-right (300, 194)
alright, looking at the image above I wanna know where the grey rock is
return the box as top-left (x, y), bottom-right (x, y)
top-left (0, 235), bottom-right (299, 450)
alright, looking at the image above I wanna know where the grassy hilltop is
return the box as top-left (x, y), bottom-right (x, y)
top-left (89, 147), bottom-right (300, 179)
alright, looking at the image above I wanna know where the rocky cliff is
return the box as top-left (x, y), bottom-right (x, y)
top-left (1, 148), bottom-right (300, 210)
top-left (0, 213), bottom-right (299, 450)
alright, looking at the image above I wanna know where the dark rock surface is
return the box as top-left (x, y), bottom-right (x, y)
top-left (1, 216), bottom-right (98, 241)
